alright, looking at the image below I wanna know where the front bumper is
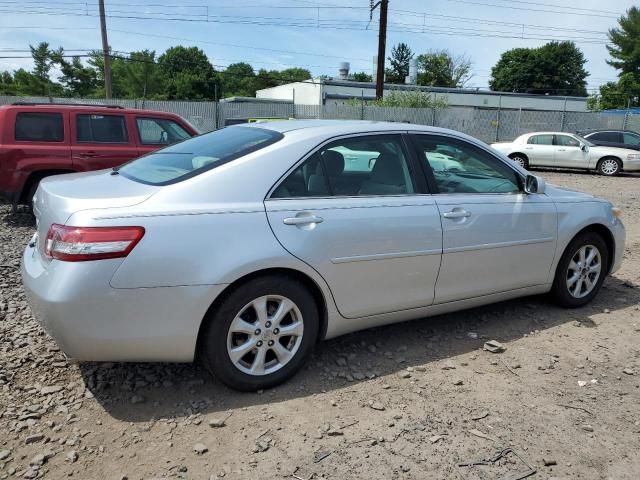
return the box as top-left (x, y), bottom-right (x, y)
top-left (21, 241), bottom-right (227, 362)
top-left (610, 217), bottom-right (625, 274)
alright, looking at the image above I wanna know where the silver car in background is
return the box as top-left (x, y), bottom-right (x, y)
top-left (491, 131), bottom-right (640, 176)
top-left (22, 120), bottom-right (625, 391)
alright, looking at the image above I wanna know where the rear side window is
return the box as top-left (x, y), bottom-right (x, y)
top-left (15, 112), bottom-right (64, 142)
top-left (589, 132), bottom-right (621, 142)
top-left (136, 117), bottom-right (192, 145)
top-left (527, 134), bottom-right (553, 145)
top-left (118, 126), bottom-right (283, 186)
top-left (77, 114), bottom-right (128, 143)
top-left (623, 132), bottom-right (640, 145)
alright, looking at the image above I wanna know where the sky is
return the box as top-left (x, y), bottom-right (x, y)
top-left (0, 0), bottom-right (635, 96)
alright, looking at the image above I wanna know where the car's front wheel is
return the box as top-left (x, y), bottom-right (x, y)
top-left (200, 275), bottom-right (319, 391)
top-left (597, 157), bottom-right (621, 176)
top-left (509, 153), bottom-right (529, 169)
top-left (552, 232), bottom-right (609, 308)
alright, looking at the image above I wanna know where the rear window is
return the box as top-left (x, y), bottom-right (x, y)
top-left (77, 114), bottom-right (128, 143)
top-left (118, 126), bottom-right (283, 186)
top-left (15, 112), bottom-right (64, 142)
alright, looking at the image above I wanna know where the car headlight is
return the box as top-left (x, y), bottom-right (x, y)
top-left (626, 153), bottom-right (640, 160)
top-left (611, 206), bottom-right (622, 218)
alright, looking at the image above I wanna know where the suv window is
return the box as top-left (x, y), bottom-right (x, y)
top-left (527, 134), bottom-right (553, 145)
top-left (271, 135), bottom-right (415, 198)
top-left (414, 135), bottom-right (520, 194)
top-left (77, 114), bottom-right (128, 143)
top-left (118, 126), bottom-right (282, 186)
top-left (15, 112), bottom-right (64, 142)
top-left (136, 117), bottom-right (192, 145)
top-left (589, 131), bottom-right (621, 142)
top-left (623, 132), bottom-right (640, 145)
top-left (555, 135), bottom-right (581, 147)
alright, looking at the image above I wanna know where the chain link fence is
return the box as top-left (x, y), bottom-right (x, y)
top-left (1, 95), bottom-right (636, 144)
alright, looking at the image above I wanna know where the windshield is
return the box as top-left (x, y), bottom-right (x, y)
top-left (118, 127), bottom-right (283, 185)
top-left (574, 134), bottom-right (595, 147)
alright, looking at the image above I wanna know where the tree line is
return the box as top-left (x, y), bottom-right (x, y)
top-left (1, 7), bottom-right (637, 109)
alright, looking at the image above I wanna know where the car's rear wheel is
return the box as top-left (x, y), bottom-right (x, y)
top-left (509, 154), bottom-right (529, 169)
top-left (597, 157), bottom-right (621, 176)
top-left (551, 232), bottom-right (608, 308)
top-left (200, 275), bottom-right (319, 391)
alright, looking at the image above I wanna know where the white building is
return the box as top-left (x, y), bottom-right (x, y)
top-left (256, 78), bottom-right (589, 112)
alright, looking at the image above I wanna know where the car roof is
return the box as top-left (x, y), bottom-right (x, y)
top-left (0, 103), bottom-right (182, 117)
top-left (237, 119), bottom-right (485, 143)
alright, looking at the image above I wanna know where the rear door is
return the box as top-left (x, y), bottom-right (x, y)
top-left (554, 134), bottom-right (589, 169)
top-left (134, 116), bottom-right (194, 156)
top-left (523, 134), bottom-right (555, 166)
top-left (265, 133), bottom-right (443, 319)
top-left (70, 111), bottom-right (138, 171)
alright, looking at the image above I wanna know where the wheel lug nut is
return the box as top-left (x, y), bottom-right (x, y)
top-left (273, 328), bottom-right (279, 334)
top-left (268, 340), bottom-right (274, 346)
top-left (255, 329), bottom-right (261, 335)
top-left (265, 321), bottom-right (272, 328)
top-left (257, 341), bottom-right (263, 347)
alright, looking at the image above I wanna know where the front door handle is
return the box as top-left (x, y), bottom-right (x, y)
top-left (77, 151), bottom-right (98, 158)
top-left (283, 215), bottom-right (324, 225)
top-left (557, 148), bottom-right (566, 151)
top-left (442, 210), bottom-right (471, 219)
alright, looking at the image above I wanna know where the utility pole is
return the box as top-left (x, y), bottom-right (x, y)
top-left (371, 0), bottom-right (388, 99)
top-left (98, 0), bottom-right (112, 99)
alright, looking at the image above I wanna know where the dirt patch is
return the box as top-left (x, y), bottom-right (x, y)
top-left (1, 171), bottom-right (639, 479)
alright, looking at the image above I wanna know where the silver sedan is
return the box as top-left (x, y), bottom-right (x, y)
top-left (22, 121), bottom-right (625, 391)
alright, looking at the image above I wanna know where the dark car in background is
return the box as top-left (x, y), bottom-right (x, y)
top-left (0, 103), bottom-right (198, 208)
top-left (578, 129), bottom-right (640, 151)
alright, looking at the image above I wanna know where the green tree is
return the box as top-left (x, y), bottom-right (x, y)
top-left (351, 71), bottom-right (373, 82)
top-left (593, 7), bottom-right (640, 108)
top-left (52, 53), bottom-right (98, 97)
top-left (386, 42), bottom-right (413, 84)
top-left (157, 46), bottom-right (217, 100)
top-left (416, 50), bottom-right (472, 87)
top-left (489, 41), bottom-right (588, 96)
top-left (219, 62), bottom-right (256, 97)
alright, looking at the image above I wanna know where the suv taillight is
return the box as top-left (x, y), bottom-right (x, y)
top-left (45, 224), bottom-right (145, 262)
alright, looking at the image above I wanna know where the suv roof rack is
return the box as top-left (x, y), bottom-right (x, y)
top-left (10, 102), bottom-right (125, 109)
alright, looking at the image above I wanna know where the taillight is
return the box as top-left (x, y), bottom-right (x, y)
top-left (45, 224), bottom-right (145, 262)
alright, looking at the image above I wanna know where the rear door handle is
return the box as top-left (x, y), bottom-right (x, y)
top-left (442, 210), bottom-right (471, 219)
top-left (283, 215), bottom-right (324, 225)
top-left (77, 151), bottom-right (98, 158)
top-left (557, 148), bottom-right (566, 151)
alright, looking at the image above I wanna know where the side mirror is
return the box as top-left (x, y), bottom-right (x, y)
top-left (581, 144), bottom-right (587, 152)
top-left (524, 174), bottom-right (546, 195)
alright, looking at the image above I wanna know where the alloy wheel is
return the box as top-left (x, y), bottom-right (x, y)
top-left (566, 244), bottom-right (602, 299)
top-left (512, 156), bottom-right (526, 168)
top-left (226, 295), bottom-right (304, 376)
top-left (600, 159), bottom-right (619, 175)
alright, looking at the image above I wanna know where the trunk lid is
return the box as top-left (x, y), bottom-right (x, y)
top-left (33, 169), bottom-right (159, 256)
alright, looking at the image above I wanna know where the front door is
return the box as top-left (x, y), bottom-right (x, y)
top-left (410, 133), bottom-right (557, 304)
top-left (71, 112), bottom-right (139, 171)
top-left (554, 134), bottom-right (589, 169)
top-left (265, 133), bottom-right (443, 319)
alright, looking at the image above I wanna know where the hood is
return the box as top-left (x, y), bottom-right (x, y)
top-left (544, 183), bottom-right (600, 202)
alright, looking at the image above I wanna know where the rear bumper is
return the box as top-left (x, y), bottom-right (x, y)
top-left (21, 241), bottom-right (227, 362)
top-left (623, 158), bottom-right (640, 172)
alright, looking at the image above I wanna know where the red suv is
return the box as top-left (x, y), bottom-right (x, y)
top-left (0, 103), bottom-right (198, 207)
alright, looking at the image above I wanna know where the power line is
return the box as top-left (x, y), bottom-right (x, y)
top-left (438, 0), bottom-right (619, 19)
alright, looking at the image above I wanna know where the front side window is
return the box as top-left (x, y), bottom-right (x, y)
top-left (527, 134), bottom-right (553, 145)
top-left (414, 135), bottom-right (521, 194)
top-left (15, 112), bottom-right (64, 142)
top-left (556, 135), bottom-right (581, 147)
top-left (271, 135), bottom-right (415, 198)
top-left (119, 126), bottom-right (282, 185)
top-left (136, 117), bottom-right (192, 145)
top-left (77, 114), bottom-right (128, 143)
top-left (623, 132), bottom-right (640, 145)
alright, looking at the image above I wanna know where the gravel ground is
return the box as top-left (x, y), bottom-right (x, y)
top-left (1, 171), bottom-right (639, 480)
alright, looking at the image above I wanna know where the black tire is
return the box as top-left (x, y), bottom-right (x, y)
top-left (509, 154), bottom-right (529, 169)
top-left (199, 275), bottom-right (319, 391)
top-left (551, 232), bottom-right (609, 308)
top-left (597, 157), bottom-right (621, 176)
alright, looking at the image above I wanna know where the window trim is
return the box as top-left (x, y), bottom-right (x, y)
top-left (135, 116), bottom-right (192, 146)
top-left (407, 132), bottom-right (525, 196)
top-left (75, 113), bottom-right (130, 144)
top-left (267, 131), bottom-right (427, 201)
top-left (14, 111), bottom-right (65, 143)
